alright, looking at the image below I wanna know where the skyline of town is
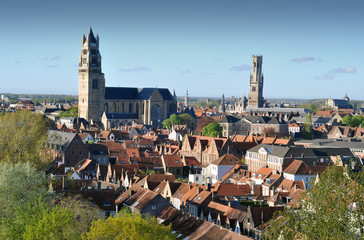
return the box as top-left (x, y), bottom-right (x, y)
top-left (1, 0), bottom-right (363, 99)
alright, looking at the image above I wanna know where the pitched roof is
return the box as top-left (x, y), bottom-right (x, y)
top-left (283, 160), bottom-right (317, 175)
top-left (104, 87), bottom-right (174, 100)
top-left (210, 154), bottom-right (242, 166)
top-left (214, 183), bottom-right (251, 197)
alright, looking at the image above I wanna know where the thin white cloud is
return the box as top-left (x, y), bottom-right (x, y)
top-left (230, 64), bottom-right (251, 71)
top-left (329, 66), bottom-right (357, 74)
top-left (314, 74), bottom-right (334, 80)
top-left (118, 66), bottom-right (151, 72)
top-left (290, 57), bottom-right (320, 63)
top-left (179, 70), bottom-right (191, 74)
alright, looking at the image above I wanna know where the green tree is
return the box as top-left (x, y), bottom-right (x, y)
top-left (178, 113), bottom-right (197, 130)
top-left (0, 162), bottom-right (51, 239)
top-left (202, 121), bottom-right (223, 137)
top-left (350, 115), bottom-right (364, 127)
top-left (265, 164), bottom-right (364, 240)
top-left (162, 114), bottom-right (182, 129)
top-left (302, 113), bottom-right (313, 140)
top-left (342, 114), bottom-right (352, 126)
top-left (0, 111), bottom-right (51, 169)
top-left (309, 103), bottom-right (318, 114)
top-left (82, 209), bottom-right (176, 240)
top-left (59, 106), bottom-right (79, 118)
top-left (23, 207), bottom-right (79, 240)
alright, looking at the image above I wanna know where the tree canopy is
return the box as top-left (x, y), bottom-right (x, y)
top-left (162, 113), bottom-right (196, 130)
top-left (265, 164), bottom-right (364, 239)
top-left (302, 113), bottom-right (313, 140)
top-left (82, 209), bottom-right (176, 240)
top-left (0, 111), bottom-right (51, 169)
top-left (59, 106), bottom-right (79, 118)
top-left (0, 162), bottom-right (98, 239)
top-left (342, 114), bottom-right (364, 127)
top-left (202, 121), bottom-right (223, 137)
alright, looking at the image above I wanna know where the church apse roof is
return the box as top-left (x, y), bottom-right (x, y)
top-left (105, 87), bottom-right (174, 101)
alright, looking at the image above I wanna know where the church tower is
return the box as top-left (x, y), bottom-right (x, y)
top-left (184, 90), bottom-right (189, 106)
top-left (247, 55), bottom-right (264, 108)
top-left (219, 94), bottom-right (226, 113)
top-left (78, 28), bottom-right (105, 121)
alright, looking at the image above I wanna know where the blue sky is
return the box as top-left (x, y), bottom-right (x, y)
top-left (1, 0), bottom-right (363, 99)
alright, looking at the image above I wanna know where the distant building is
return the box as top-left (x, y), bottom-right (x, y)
top-left (78, 28), bottom-right (176, 128)
top-left (247, 55), bottom-right (265, 109)
top-left (326, 94), bottom-right (350, 109)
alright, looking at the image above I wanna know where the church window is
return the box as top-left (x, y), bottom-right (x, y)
top-left (92, 57), bottom-right (97, 66)
top-left (104, 103), bottom-right (108, 112)
top-left (83, 50), bottom-right (87, 55)
top-left (252, 87), bottom-right (256, 92)
top-left (129, 103), bottom-right (133, 113)
top-left (92, 79), bottom-right (98, 89)
top-left (113, 103), bottom-right (116, 113)
top-left (120, 103), bottom-right (124, 113)
top-left (83, 58), bottom-right (87, 64)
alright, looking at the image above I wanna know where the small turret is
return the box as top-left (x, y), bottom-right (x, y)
top-left (82, 34), bottom-right (86, 45)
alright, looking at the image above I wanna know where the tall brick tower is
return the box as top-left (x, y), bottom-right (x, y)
top-left (78, 28), bottom-right (105, 121)
top-left (247, 55), bottom-right (264, 108)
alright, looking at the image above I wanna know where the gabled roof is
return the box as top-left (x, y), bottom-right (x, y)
top-left (210, 154), bottom-right (242, 166)
top-left (172, 183), bottom-right (190, 199)
top-left (162, 155), bottom-right (183, 168)
top-left (283, 160), bottom-right (318, 175)
top-left (214, 183), bottom-right (251, 197)
top-left (250, 206), bottom-right (284, 227)
top-left (47, 130), bottom-right (78, 151)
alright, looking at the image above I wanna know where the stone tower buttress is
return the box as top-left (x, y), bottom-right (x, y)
top-left (78, 28), bottom-right (105, 121)
top-left (247, 55), bottom-right (264, 108)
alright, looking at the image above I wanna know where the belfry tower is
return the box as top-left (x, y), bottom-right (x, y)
top-left (78, 28), bottom-right (105, 121)
top-left (247, 55), bottom-right (264, 108)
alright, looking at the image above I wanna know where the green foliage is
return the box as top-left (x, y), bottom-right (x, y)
top-left (342, 114), bottom-right (364, 127)
top-left (342, 114), bottom-right (352, 125)
top-left (59, 106), bottom-right (79, 118)
top-left (178, 113), bottom-right (197, 129)
top-left (0, 162), bottom-right (51, 239)
top-left (308, 103), bottom-right (318, 114)
top-left (0, 111), bottom-right (51, 169)
top-left (23, 207), bottom-right (77, 240)
top-left (162, 114), bottom-right (182, 129)
top-left (82, 209), bottom-right (176, 240)
top-left (162, 113), bottom-right (196, 130)
top-left (202, 121), bottom-right (223, 137)
top-left (265, 164), bottom-right (364, 239)
top-left (0, 163), bottom-right (98, 239)
top-left (303, 113), bottom-right (313, 140)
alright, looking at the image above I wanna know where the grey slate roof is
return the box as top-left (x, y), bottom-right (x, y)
top-left (47, 130), bottom-right (77, 151)
top-left (244, 116), bottom-right (286, 124)
top-left (221, 115), bottom-right (241, 123)
top-left (104, 87), bottom-right (174, 101)
top-left (248, 143), bottom-right (354, 158)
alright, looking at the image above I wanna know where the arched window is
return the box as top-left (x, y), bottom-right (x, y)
top-left (129, 103), bottom-right (133, 113)
top-left (112, 103), bottom-right (116, 113)
top-left (120, 103), bottom-right (124, 113)
top-left (104, 103), bottom-right (108, 112)
top-left (135, 103), bottom-right (139, 116)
